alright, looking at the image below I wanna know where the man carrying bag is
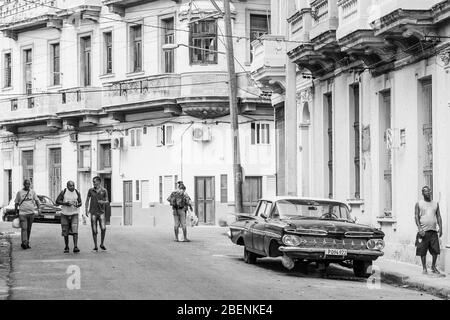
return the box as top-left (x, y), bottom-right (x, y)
top-left (14, 179), bottom-right (40, 250)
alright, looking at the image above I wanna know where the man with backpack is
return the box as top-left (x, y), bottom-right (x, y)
top-left (168, 184), bottom-right (193, 242)
top-left (56, 181), bottom-right (82, 253)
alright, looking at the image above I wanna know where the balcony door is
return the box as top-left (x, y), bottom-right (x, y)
top-left (49, 148), bottom-right (61, 201)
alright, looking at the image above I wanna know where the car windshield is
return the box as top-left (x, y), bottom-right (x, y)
top-left (275, 199), bottom-right (351, 221)
top-left (38, 196), bottom-right (53, 205)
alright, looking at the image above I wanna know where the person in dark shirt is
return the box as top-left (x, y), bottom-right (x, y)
top-left (167, 184), bottom-right (193, 242)
top-left (85, 176), bottom-right (109, 251)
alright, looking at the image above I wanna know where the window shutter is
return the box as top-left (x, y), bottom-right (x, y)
top-left (165, 125), bottom-right (174, 145)
top-left (157, 126), bottom-right (164, 146)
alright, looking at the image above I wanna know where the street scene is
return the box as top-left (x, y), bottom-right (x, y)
top-left (0, 0), bottom-right (450, 302)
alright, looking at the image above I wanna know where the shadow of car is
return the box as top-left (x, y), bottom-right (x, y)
top-left (2, 196), bottom-right (61, 223)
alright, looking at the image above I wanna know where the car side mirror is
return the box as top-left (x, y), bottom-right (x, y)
top-left (353, 217), bottom-right (357, 223)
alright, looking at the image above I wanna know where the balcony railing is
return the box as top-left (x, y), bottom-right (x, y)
top-left (0, 93), bottom-right (60, 124)
top-left (368, 0), bottom-right (442, 24)
top-left (102, 74), bottom-right (181, 108)
top-left (250, 35), bottom-right (286, 75)
top-left (57, 88), bottom-right (103, 116)
top-left (0, 0), bottom-right (57, 27)
top-left (337, 0), bottom-right (372, 40)
top-left (310, 0), bottom-right (339, 40)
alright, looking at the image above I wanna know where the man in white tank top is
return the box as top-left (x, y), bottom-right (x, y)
top-left (415, 186), bottom-right (443, 275)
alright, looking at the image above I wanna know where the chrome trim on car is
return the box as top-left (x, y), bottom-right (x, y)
top-left (285, 229), bottom-right (328, 236)
top-left (278, 246), bottom-right (384, 256)
top-left (345, 231), bottom-right (375, 238)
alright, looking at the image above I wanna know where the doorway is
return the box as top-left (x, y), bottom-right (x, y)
top-left (123, 181), bottom-right (133, 226)
top-left (243, 176), bottom-right (262, 214)
top-left (195, 177), bottom-right (215, 225)
top-left (49, 148), bottom-right (61, 201)
top-left (101, 175), bottom-right (112, 225)
top-left (3, 169), bottom-right (12, 204)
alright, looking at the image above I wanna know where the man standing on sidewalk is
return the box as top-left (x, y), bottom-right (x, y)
top-left (85, 176), bottom-right (109, 251)
top-left (168, 183), bottom-right (193, 242)
top-left (415, 186), bottom-right (444, 275)
top-left (14, 179), bottom-right (40, 250)
top-left (56, 181), bottom-right (82, 253)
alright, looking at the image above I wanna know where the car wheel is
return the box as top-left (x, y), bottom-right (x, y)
top-left (353, 260), bottom-right (373, 278)
top-left (243, 247), bottom-right (257, 264)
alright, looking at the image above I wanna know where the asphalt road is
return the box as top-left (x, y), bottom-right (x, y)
top-left (0, 221), bottom-right (439, 300)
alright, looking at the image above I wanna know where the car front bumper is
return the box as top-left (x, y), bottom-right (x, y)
top-left (279, 246), bottom-right (384, 261)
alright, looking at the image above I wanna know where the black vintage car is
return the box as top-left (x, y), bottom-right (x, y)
top-left (2, 196), bottom-right (62, 223)
top-left (228, 197), bottom-right (385, 278)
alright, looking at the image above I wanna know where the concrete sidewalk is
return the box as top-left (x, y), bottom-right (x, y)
top-left (375, 258), bottom-right (450, 299)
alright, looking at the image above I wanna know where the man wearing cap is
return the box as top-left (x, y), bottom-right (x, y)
top-left (415, 186), bottom-right (443, 275)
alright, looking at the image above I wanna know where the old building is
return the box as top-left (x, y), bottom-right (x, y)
top-left (253, 0), bottom-right (450, 271)
top-left (0, 0), bottom-right (275, 226)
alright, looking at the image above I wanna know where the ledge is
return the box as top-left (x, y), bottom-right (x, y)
top-left (376, 217), bottom-right (397, 224)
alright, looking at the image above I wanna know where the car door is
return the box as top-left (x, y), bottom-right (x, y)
top-left (243, 200), bottom-right (262, 251)
top-left (251, 201), bottom-right (271, 254)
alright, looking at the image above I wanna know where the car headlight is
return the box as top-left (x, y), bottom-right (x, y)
top-left (282, 235), bottom-right (302, 247)
top-left (367, 239), bottom-right (385, 251)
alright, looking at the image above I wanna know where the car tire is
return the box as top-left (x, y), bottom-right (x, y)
top-left (243, 247), bottom-right (257, 264)
top-left (353, 260), bottom-right (373, 278)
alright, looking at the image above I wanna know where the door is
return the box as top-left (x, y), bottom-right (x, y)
top-left (195, 177), bottom-right (215, 225)
top-left (49, 148), bottom-right (61, 201)
top-left (4, 170), bottom-right (12, 203)
top-left (251, 200), bottom-right (271, 254)
top-left (123, 181), bottom-right (133, 226)
top-left (102, 176), bottom-right (111, 225)
top-left (242, 177), bottom-right (262, 214)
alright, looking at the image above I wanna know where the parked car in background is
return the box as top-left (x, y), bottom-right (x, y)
top-left (228, 197), bottom-right (385, 278)
top-left (2, 196), bottom-right (61, 223)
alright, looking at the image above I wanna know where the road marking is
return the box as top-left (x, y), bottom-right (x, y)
top-left (21, 259), bottom-right (88, 263)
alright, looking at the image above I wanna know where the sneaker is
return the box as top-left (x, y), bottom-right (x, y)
top-left (26, 244), bottom-right (31, 249)
top-left (93, 247), bottom-right (98, 251)
top-left (73, 247), bottom-right (80, 253)
top-left (64, 247), bottom-right (69, 253)
top-left (183, 239), bottom-right (191, 242)
top-left (21, 243), bottom-right (27, 250)
top-left (422, 269), bottom-right (428, 275)
top-left (100, 245), bottom-right (106, 251)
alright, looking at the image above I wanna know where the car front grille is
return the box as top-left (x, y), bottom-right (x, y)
top-left (299, 237), bottom-right (367, 250)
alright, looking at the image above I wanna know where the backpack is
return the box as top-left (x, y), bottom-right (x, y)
top-left (174, 192), bottom-right (187, 209)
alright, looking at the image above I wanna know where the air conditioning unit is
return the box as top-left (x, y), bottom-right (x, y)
top-left (111, 137), bottom-right (124, 150)
top-left (192, 126), bottom-right (212, 142)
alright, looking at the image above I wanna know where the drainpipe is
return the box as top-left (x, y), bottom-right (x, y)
top-left (180, 122), bottom-right (194, 181)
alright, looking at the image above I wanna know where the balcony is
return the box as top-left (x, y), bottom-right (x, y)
top-left (56, 88), bottom-right (103, 124)
top-left (250, 35), bottom-right (287, 95)
top-left (0, 0), bottom-right (60, 38)
top-left (337, 0), bottom-right (373, 40)
top-left (102, 74), bottom-right (181, 120)
top-left (288, 8), bottom-right (313, 49)
top-left (103, 0), bottom-right (180, 16)
top-left (0, 94), bottom-right (60, 132)
top-left (310, 0), bottom-right (339, 44)
top-left (368, 0), bottom-right (442, 24)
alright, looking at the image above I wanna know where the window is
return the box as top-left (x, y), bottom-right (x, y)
top-left (251, 123), bottom-right (270, 145)
top-left (80, 36), bottom-right (91, 86)
top-left (4, 52), bottom-right (11, 88)
top-left (324, 94), bottom-right (333, 199)
top-left (130, 128), bottom-right (143, 147)
top-left (159, 176), bottom-right (163, 203)
top-left (24, 49), bottom-right (32, 94)
top-left (11, 99), bottom-right (17, 111)
top-left (50, 43), bottom-right (60, 86)
top-left (135, 180), bottom-right (140, 201)
top-left (78, 144), bottom-right (91, 168)
top-left (190, 20), bottom-right (217, 64)
top-left (22, 150), bottom-right (34, 185)
top-left (99, 143), bottom-right (111, 170)
top-left (157, 125), bottom-right (174, 146)
top-left (220, 174), bottom-right (228, 203)
top-left (162, 17), bottom-right (174, 73)
top-left (250, 14), bottom-right (270, 62)
top-left (103, 32), bottom-right (113, 74)
top-left (350, 85), bottom-right (360, 199)
top-left (130, 25), bottom-right (142, 72)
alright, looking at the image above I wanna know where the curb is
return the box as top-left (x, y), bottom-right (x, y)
top-left (380, 270), bottom-right (450, 300)
top-left (0, 234), bottom-right (12, 300)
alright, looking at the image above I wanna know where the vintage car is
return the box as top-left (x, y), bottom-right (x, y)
top-left (2, 196), bottom-right (62, 223)
top-left (228, 197), bottom-right (385, 278)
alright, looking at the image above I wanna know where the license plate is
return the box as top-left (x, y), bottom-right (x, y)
top-left (325, 249), bottom-right (347, 256)
top-left (44, 215), bottom-right (54, 219)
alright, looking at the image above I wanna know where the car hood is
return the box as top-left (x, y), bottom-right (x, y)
top-left (282, 219), bottom-right (384, 237)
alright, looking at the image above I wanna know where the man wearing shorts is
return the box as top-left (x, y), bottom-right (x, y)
top-left (167, 184), bottom-right (193, 242)
top-left (14, 179), bottom-right (41, 250)
top-left (56, 181), bottom-right (82, 253)
top-left (415, 186), bottom-right (443, 275)
top-left (85, 176), bottom-right (109, 251)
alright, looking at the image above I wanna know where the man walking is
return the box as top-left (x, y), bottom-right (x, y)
top-left (168, 183), bottom-right (193, 242)
top-left (56, 181), bottom-right (82, 253)
top-left (85, 176), bottom-right (109, 251)
top-left (14, 179), bottom-right (40, 250)
top-left (415, 186), bottom-right (443, 275)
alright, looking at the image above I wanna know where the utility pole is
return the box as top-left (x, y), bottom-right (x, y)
top-left (223, 0), bottom-right (243, 213)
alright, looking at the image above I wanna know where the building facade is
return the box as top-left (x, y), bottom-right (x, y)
top-left (252, 0), bottom-right (450, 271)
top-left (0, 0), bottom-right (275, 227)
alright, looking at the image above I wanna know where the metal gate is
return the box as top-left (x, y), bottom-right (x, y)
top-left (123, 181), bottom-right (133, 226)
